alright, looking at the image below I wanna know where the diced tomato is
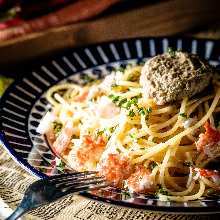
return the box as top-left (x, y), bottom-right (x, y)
top-left (126, 166), bottom-right (153, 193)
top-left (97, 153), bottom-right (130, 187)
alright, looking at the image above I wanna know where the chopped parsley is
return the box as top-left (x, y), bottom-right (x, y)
top-left (140, 147), bottom-right (145, 150)
top-left (79, 119), bottom-right (83, 125)
top-left (100, 189), bottom-right (104, 196)
top-left (151, 163), bottom-right (157, 171)
top-left (120, 190), bottom-right (131, 200)
top-left (168, 47), bottom-right (175, 58)
top-left (137, 107), bottom-right (146, 116)
top-left (121, 191), bottom-right (131, 196)
top-left (198, 67), bottom-right (206, 74)
top-left (56, 160), bottom-right (65, 169)
top-left (97, 128), bottom-right (106, 137)
top-left (155, 188), bottom-right (172, 197)
top-left (110, 127), bottom-right (116, 133)
top-left (119, 67), bottom-right (125, 72)
top-left (145, 114), bottom-right (149, 121)
top-left (130, 97), bottom-right (138, 106)
top-left (183, 162), bottom-right (193, 167)
top-left (89, 98), bottom-right (97, 102)
top-left (129, 133), bottom-right (140, 143)
top-left (52, 121), bottom-right (63, 137)
top-left (116, 97), bottom-right (128, 107)
top-left (147, 107), bottom-right (152, 114)
top-left (179, 113), bottom-right (187, 118)
top-left (108, 94), bottom-right (153, 121)
top-left (155, 182), bottom-right (172, 197)
top-left (177, 48), bottom-right (182, 52)
top-left (128, 109), bottom-right (136, 117)
top-left (108, 94), bottom-right (127, 107)
top-left (121, 180), bottom-right (126, 188)
top-left (83, 75), bottom-right (91, 80)
top-left (110, 83), bottom-right (117, 90)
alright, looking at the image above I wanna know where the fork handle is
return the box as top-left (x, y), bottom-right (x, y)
top-left (5, 204), bottom-right (28, 220)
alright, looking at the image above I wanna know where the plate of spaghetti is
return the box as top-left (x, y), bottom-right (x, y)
top-left (0, 37), bottom-right (220, 213)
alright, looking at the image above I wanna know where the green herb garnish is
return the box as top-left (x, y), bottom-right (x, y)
top-left (151, 164), bottom-right (157, 171)
top-left (90, 98), bottom-right (97, 102)
top-left (147, 107), bottom-right (152, 114)
top-left (110, 127), bottom-right (116, 133)
top-left (121, 181), bottom-right (126, 188)
top-left (179, 113), bottom-right (187, 118)
top-left (128, 109), bottom-right (136, 117)
top-left (97, 128), bottom-right (106, 137)
top-left (155, 188), bottom-right (172, 197)
top-left (110, 83), bottom-right (117, 90)
top-left (198, 67), bottom-right (206, 74)
top-left (57, 160), bottom-right (65, 168)
top-left (183, 162), bottom-right (193, 167)
top-left (129, 134), bottom-right (140, 143)
top-left (100, 190), bottom-right (104, 196)
top-left (121, 191), bottom-right (131, 196)
top-left (52, 121), bottom-right (63, 137)
top-left (137, 107), bottom-right (146, 116)
top-left (83, 75), bottom-right (91, 80)
top-left (108, 94), bottom-right (127, 107)
top-left (130, 97), bottom-right (138, 106)
top-left (168, 47), bottom-right (175, 58)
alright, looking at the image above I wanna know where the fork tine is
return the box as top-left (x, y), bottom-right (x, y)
top-left (54, 175), bottom-right (105, 186)
top-left (62, 183), bottom-right (112, 196)
top-left (47, 171), bottom-right (99, 181)
top-left (58, 178), bottom-right (110, 191)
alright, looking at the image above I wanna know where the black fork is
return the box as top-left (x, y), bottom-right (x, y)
top-left (6, 171), bottom-right (110, 220)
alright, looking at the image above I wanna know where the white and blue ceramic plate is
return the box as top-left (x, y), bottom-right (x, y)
top-left (0, 37), bottom-right (220, 214)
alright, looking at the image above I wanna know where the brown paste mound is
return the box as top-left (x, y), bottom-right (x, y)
top-left (140, 51), bottom-right (213, 105)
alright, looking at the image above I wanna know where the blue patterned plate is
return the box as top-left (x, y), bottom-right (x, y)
top-left (0, 37), bottom-right (220, 214)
